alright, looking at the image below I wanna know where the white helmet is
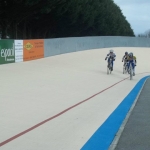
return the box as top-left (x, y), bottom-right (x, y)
top-left (110, 49), bottom-right (113, 53)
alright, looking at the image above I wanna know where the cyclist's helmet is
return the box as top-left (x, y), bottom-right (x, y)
top-left (110, 49), bottom-right (113, 53)
top-left (129, 52), bottom-right (133, 57)
top-left (125, 52), bottom-right (128, 55)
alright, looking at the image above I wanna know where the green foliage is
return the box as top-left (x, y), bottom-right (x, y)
top-left (0, 0), bottom-right (135, 39)
top-left (138, 29), bottom-right (150, 38)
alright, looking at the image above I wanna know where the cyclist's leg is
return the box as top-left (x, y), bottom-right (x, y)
top-left (124, 61), bottom-right (127, 72)
top-left (128, 61), bottom-right (131, 73)
top-left (111, 60), bottom-right (113, 71)
top-left (108, 57), bottom-right (111, 67)
top-left (124, 60), bottom-right (127, 68)
top-left (132, 60), bottom-right (135, 75)
top-left (127, 61), bottom-right (130, 70)
top-left (124, 59), bottom-right (126, 66)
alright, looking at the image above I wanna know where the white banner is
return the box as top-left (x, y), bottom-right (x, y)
top-left (15, 40), bottom-right (23, 62)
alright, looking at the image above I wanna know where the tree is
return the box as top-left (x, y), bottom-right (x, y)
top-left (138, 29), bottom-right (150, 38)
top-left (0, 0), bottom-right (135, 39)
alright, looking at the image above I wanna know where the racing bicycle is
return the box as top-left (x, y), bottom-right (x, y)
top-left (128, 62), bottom-right (134, 80)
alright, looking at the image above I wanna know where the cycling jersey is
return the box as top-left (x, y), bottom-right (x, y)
top-left (127, 55), bottom-right (137, 63)
top-left (122, 55), bottom-right (129, 62)
top-left (105, 52), bottom-right (116, 60)
top-left (127, 55), bottom-right (136, 60)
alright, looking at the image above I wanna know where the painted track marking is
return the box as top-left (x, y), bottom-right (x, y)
top-left (0, 72), bottom-right (149, 147)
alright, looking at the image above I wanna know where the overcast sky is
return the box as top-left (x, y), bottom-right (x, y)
top-left (113, 0), bottom-right (150, 35)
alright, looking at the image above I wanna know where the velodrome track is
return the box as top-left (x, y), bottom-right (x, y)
top-left (0, 47), bottom-right (150, 150)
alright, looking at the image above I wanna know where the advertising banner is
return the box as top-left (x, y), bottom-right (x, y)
top-left (23, 39), bottom-right (44, 61)
top-left (0, 40), bottom-right (15, 64)
top-left (15, 40), bottom-right (23, 62)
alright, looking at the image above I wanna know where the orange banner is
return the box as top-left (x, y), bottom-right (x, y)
top-left (23, 39), bottom-right (44, 61)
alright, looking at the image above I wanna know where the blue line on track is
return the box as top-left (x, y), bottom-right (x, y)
top-left (81, 76), bottom-right (150, 150)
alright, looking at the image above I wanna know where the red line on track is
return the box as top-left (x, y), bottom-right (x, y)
top-left (0, 72), bottom-right (149, 147)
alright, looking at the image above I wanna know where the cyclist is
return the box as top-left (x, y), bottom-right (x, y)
top-left (127, 52), bottom-right (137, 76)
top-left (122, 52), bottom-right (129, 66)
top-left (105, 49), bottom-right (116, 71)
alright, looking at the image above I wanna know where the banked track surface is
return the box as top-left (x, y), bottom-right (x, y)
top-left (0, 47), bottom-right (150, 150)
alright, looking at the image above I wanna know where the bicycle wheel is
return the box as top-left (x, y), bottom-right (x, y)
top-left (107, 65), bottom-right (109, 74)
top-left (130, 63), bottom-right (133, 80)
top-left (124, 63), bottom-right (128, 74)
top-left (123, 65), bottom-right (125, 74)
top-left (107, 63), bottom-right (110, 74)
top-left (109, 63), bottom-right (112, 74)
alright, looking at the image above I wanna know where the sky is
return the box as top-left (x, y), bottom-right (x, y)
top-left (113, 0), bottom-right (150, 35)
